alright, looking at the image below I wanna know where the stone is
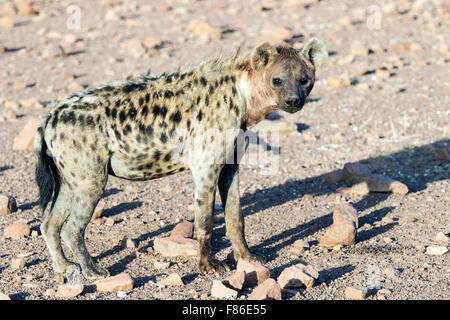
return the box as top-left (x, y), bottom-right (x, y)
top-left (426, 245), bottom-right (448, 256)
top-left (251, 119), bottom-right (297, 134)
top-left (12, 118), bottom-right (42, 151)
top-left (383, 267), bottom-right (401, 278)
top-left (0, 194), bottom-right (18, 215)
top-left (170, 220), bottom-right (194, 239)
top-left (54, 284), bottom-right (84, 298)
top-left (4, 219), bottom-right (31, 238)
top-left (211, 280), bottom-right (238, 299)
top-left (435, 232), bottom-right (449, 243)
top-left (11, 257), bottom-right (26, 269)
top-left (66, 81), bottom-right (84, 92)
top-left (277, 263), bottom-right (318, 289)
top-left (90, 199), bottom-right (105, 221)
top-left (375, 69), bottom-right (391, 79)
top-left (224, 270), bottom-right (246, 291)
top-left (120, 237), bottom-right (137, 249)
top-left (288, 239), bottom-right (310, 255)
top-left (187, 20), bottom-right (222, 43)
top-left (333, 201), bottom-right (358, 228)
top-left (343, 162), bottom-right (408, 195)
top-left (324, 170), bottom-right (345, 184)
top-left (0, 16), bottom-right (14, 28)
top-left (104, 9), bottom-right (120, 21)
top-left (4, 100), bottom-right (20, 109)
top-left (247, 278), bottom-right (281, 300)
top-left (158, 273), bottom-right (184, 286)
top-left (153, 236), bottom-right (198, 257)
top-left (236, 259), bottom-right (270, 287)
top-left (436, 148), bottom-right (450, 162)
top-left (271, 27), bottom-right (294, 41)
top-left (104, 217), bottom-right (115, 226)
top-left (95, 273), bottom-right (134, 292)
top-left (0, 292), bottom-right (11, 300)
top-left (19, 98), bottom-right (43, 109)
top-left (119, 39), bottom-right (146, 58)
top-left (345, 286), bottom-right (368, 300)
top-left (326, 75), bottom-right (351, 88)
top-left (15, 0), bottom-right (35, 16)
top-left (153, 260), bottom-right (171, 269)
top-left (319, 222), bottom-right (356, 247)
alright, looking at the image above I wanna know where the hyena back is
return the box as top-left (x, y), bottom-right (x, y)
top-left (35, 38), bottom-right (328, 279)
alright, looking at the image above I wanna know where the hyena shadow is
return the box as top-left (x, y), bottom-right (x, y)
top-left (234, 138), bottom-right (449, 261)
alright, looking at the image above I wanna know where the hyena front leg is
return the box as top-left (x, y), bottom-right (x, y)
top-left (61, 177), bottom-right (109, 280)
top-left (218, 164), bottom-right (266, 263)
top-left (40, 182), bottom-right (77, 274)
top-left (190, 163), bottom-right (230, 274)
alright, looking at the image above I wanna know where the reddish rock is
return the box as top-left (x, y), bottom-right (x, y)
top-left (170, 220), bottom-right (194, 239)
top-left (248, 278), bottom-right (281, 300)
top-left (0, 194), bottom-right (18, 215)
top-left (277, 263), bottom-right (318, 289)
top-left (211, 280), bottom-right (238, 299)
top-left (158, 273), bottom-right (184, 286)
top-left (319, 222), bottom-right (356, 247)
top-left (236, 259), bottom-right (270, 287)
top-left (437, 148), bottom-right (450, 162)
top-left (326, 75), bottom-right (351, 88)
top-left (54, 284), bottom-right (84, 298)
top-left (187, 20), bottom-right (222, 43)
top-left (90, 199), bottom-right (105, 221)
top-left (12, 118), bottom-right (42, 151)
top-left (95, 273), bottom-right (134, 292)
top-left (343, 162), bottom-right (408, 195)
top-left (11, 257), bottom-right (25, 269)
top-left (0, 16), bottom-right (14, 28)
top-left (4, 219), bottom-right (31, 239)
top-left (0, 292), bottom-right (11, 300)
top-left (119, 39), bottom-right (146, 58)
top-left (333, 201), bottom-right (358, 228)
top-left (224, 270), bottom-right (245, 291)
top-left (345, 286), bottom-right (368, 300)
top-left (324, 170), bottom-right (345, 183)
top-left (153, 236), bottom-right (198, 257)
top-left (271, 27), bottom-right (294, 41)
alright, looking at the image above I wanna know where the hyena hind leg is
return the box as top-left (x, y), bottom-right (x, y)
top-left (40, 183), bottom-right (78, 274)
top-left (60, 179), bottom-right (109, 280)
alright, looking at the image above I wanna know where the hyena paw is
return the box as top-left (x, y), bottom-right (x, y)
top-left (81, 263), bottom-right (110, 280)
top-left (199, 258), bottom-right (230, 274)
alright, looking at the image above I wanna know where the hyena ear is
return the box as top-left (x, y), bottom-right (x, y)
top-left (251, 42), bottom-right (276, 72)
top-left (301, 38), bottom-right (329, 70)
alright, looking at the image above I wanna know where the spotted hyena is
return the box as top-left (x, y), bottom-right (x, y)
top-left (35, 38), bottom-right (328, 279)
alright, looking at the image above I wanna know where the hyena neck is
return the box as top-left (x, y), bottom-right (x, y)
top-left (236, 61), bottom-right (278, 129)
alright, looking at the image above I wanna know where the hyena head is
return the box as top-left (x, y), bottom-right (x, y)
top-left (250, 38), bottom-right (328, 114)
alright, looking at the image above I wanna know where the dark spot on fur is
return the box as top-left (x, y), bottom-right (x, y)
top-left (200, 77), bottom-right (207, 87)
top-left (160, 132), bottom-right (168, 143)
top-left (169, 111), bottom-right (182, 123)
top-left (123, 82), bottom-right (146, 93)
top-left (163, 153), bottom-right (171, 162)
top-left (119, 110), bottom-right (127, 123)
top-left (164, 90), bottom-right (174, 98)
top-left (197, 110), bottom-right (203, 122)
top-left (153, 150), bottom-right (161, 160)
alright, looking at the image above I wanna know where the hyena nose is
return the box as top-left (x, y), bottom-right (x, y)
top-left (285, 97), bottom-right (301, 108)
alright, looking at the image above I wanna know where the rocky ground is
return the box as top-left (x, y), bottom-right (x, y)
top-left (0, 0), bottom-right (449, 300)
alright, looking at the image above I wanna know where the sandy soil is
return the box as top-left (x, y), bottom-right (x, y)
top-left (0, 0), bottom-right (449, 300)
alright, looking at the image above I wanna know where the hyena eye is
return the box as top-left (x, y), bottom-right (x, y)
top-left (272, 78), bottom-right (283, 86)
top-left (300, 77), bottom-right (309, 86)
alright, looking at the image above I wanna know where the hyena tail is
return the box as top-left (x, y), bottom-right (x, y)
top-left (34, 124), bottom-right (60, 212)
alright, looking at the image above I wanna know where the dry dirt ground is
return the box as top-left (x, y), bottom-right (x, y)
top-left (0, 0), bottom-right (449, 300)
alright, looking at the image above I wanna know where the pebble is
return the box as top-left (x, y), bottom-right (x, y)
top-left (4, 219), bottom-right (31, 238)
top-left (326, 75), bottom-right (351, 88)
top-left (170, 220), bottom-right (194, 239)
top-left (436, 148), bottom-right (450, 162)
top-left (224, 270), bottom-right (246, 291)
top-left (425, 245), bottom-right (448, 256)
top-left (435, 232), bottom-right (449, 243)
top-left (104, 217), bottom-right (115, 226)
top-left (90, 199), bottom-right (105, 221)
top-left (247, 278), bottom-right (281, 300)
top-left (12, 118), bottom-right (42, 151)
top-left (277, 263), bottom-right (318, 289)
top-left (345, 286), bottom-right (368, 300)
top-left (210, 280), bottom-right (238, 299)
top-left (236, 259), bottom-right (270, 287)
top-left (153, 260), bottom-right (171, 269)
top-left (158, 273), bottom-right (184, 286)
top-left (11, 257), bottom-right (26, 270)
top-left (383, 267), bottom-right (401, 278)
top-left (153, 236), bottom-right (198, 257)
top-left (54, 284), bottom-right (84, 298)
top-left (95, 273), bottom-right (134, 292)
top-left (0, 194), bottom-right (18, 215)
top-left (186, 20), bottom-right (222, 43)
top-left (120, 237), bottom-right (137, 249)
